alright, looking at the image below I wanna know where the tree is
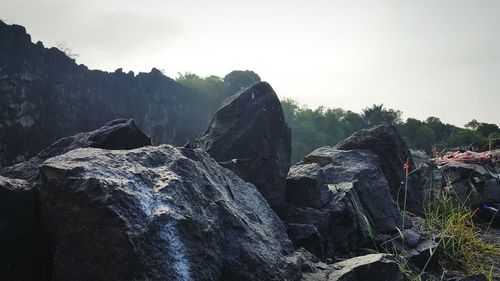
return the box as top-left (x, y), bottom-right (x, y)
top-left (476, 123), bottom-right (500, 138)
top-left (176, 72), bottom-right (226, 111)
top-left (223, 70), bottom-right (261, 95)
top-left (361, 104), bottom-right (402, 126)
top-left (56, 41), bottom-right (79, 60)
top-left (464, 119), bottom-right (480, 130)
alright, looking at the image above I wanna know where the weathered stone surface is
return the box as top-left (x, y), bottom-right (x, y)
top-left (278, 207), bottom-right (331, 235)
top-left (283, 147), bottom-right (403, 259)
top-left (0, 176), bottom-right (50, 281)
top-left (302, 148), bottom-right (403, 233)
top-left (286, 248), bottom-right (328, 279)
top-left (0, 20), bottom-right (210, 168)
top-left (195, 81), bottom-right (291, 208)
top-left (410, 149), bottom-right (432, 167)
top-left (482, 179), bottom-right (500, 204)
top-left (407, 239), bottom-right (439, 271)
top-left (439, 162), bottom-right (497, 209)
top-left (1, 119), bottom-right (150, 181)
top-left (38, 145), bottom-right (296, 281)
top-left (287, 223), bottom-right (326, 261)
top-left (336, 124), bottom-right (423, 213)
top-left (301, 254), bottom-right (403, 281)
top-left (286, 163), bottom-right (326, 208)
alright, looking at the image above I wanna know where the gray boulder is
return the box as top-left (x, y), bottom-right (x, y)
top-left (194, 82), bottom-right (291, 208)
top-left (287, 223), bottom-right (326, 261)
top-left (38, 144), bottom-right (297, 281)
top-left (286, 163), bottom-right (326, 208)
top-left (439, 162), bottom-right (497, 208)
top-left (301, 253), bottom-right (403, 281)
top-left (1, 118), bottom-right (151, 181)
top-left (0, 176), bottom-right (50, 281)
top-left (482, 179), bottom-right (500, 205)
top-left (410, 149), bottom-right (432, 167)
top-left (282, 147), bottom-right (403, 259)
top-left (336, 124), bottom-right (423, 213)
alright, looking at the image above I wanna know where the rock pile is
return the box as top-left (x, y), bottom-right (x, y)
top-left (1, 83), bottom-right (436, 281)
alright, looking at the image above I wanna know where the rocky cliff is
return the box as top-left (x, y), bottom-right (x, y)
top-left (0, 20), bottom-right (210, 168)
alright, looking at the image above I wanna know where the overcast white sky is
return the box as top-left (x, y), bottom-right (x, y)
top-left (1, 0), bottom-right (499, 126)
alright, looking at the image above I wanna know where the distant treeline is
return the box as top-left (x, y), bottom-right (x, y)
top-left (177, 71), bottom-right (500, 163)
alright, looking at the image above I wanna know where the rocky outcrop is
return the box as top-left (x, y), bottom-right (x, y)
top-left (1, 119), bottom-right (151, 181)
top-left (37, 145), bottom-right (297, 281)
top-left (301, 253), bottom-right (403, 281)
top-left (438, 162), bottom-right (500, 211)
top-left (195, 82), bottom-right (291, 208)
top-left (0, 119), bottom-right (151, 281)
top-left (280, 147), bottom-right (404, 259)
top-left (0, 176), bottom-right (50, 281)
top-left (336, 124), bottom-right (424, 213)
top-left (0, 20), bottom-right (210, 168)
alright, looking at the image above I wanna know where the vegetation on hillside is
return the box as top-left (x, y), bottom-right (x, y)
top-left (177, 71), bottom-right (500, 163)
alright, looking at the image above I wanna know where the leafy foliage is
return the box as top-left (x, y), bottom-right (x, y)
top-left (178, 70), bottom-right (499, 163)
top-left (176, 70), bottom-right (260, 112)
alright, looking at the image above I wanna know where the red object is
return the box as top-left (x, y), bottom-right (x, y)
top-left (436, 150), bottom-right (493, 166)
top-left (403, 159), bottom-right (410, 173)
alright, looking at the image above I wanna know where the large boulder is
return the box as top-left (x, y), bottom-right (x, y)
top-left (194, 82), bottom-right (291, 208)
top-left (336, 124), bottom-right (423, 213)
top-left (38, 144), bottom-right (297, 281)
top-left (301, 253), bottom-right (403, 281)
top-left (0, 176), bottom-right (50, 281)
top-left (281, 147), bottom-right (404, 259)
top-left (1, 118), bottom-right (151, 181)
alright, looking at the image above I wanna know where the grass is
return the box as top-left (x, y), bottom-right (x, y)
top-left (423, 191), bottom-right (500, 279)
top-left (372, 163), bottom-right (500, 281)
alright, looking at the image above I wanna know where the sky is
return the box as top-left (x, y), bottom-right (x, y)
top-left (1, 0), bottom-right (499, 127)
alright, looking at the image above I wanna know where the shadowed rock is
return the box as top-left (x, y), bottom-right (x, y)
top-left (336, 124), bottom-right (423, 213)
top-left (281, 147), bottom-right (403, 259)
top-left (0, 176), bottom-right (50, 281)
top-left (1, 118), bottom-right (151, 181)
top-left (38, 145), bottom-right (297, 281)
top-left (0, 21), bottom-right (210, 168)
top-left (195, 82), bottom-right (291, 208)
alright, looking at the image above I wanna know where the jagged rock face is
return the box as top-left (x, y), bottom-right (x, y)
top-left (38, 145), bottom-right (296, 281)
top-left (1, 118), bottom-right (151, 181)
top-left (195, 82), bottom-right (291, 208)
top-left (0, 21), bottom-right (210, 168)
top-left (336, 124), bottom-right (423, 213)
top-left (301, 253), bottom-right (403, 281)
top-left (0, 176), bottom-right (50, 281)
top-left (281, 147), bottom-right (403, 259)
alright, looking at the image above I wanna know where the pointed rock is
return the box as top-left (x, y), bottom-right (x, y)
top-left (336, 124), bottom-right (423, 213)
top-left (195, 82), bottom-right (291, 208)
